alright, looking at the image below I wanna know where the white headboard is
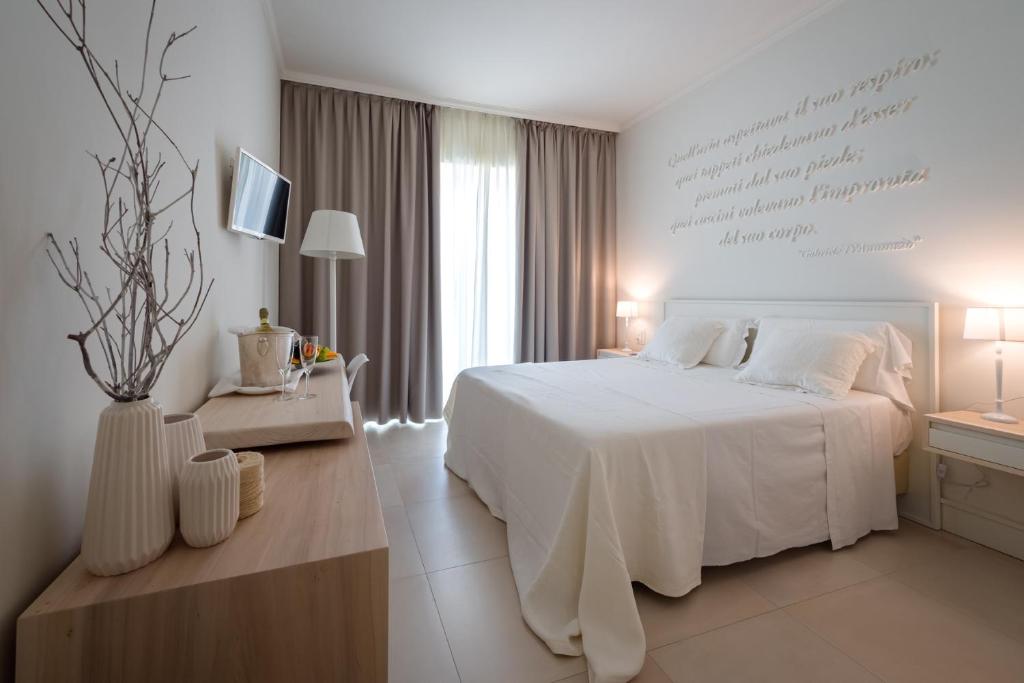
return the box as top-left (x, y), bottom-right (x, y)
top-left (663, 298), bottom-right (940, 527)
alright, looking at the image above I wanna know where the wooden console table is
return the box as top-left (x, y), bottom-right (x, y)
top-left (16, 369), bottom-right (388, 682)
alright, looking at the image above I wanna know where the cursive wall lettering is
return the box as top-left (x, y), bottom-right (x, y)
top-left (665, 49), bottom-right (941, 255)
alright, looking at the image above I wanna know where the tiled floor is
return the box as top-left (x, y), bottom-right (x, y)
top-left (366, 420), bottom-right (1024, 683)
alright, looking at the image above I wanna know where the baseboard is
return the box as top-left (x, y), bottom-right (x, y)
top-left (941, 500), bottom-right (1024, 560)
top-left (898, 510), bottom-right (938, 529)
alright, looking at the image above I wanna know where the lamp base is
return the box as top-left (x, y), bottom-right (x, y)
top-left (982, 411), bottom-right (1019, 424)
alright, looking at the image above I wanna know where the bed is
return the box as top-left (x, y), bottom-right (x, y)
top-left (443, 299), bottom-right (938, 683)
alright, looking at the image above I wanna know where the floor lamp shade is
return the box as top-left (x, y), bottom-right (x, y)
top-left (300, 210), bottom-right (365, 259)
top-left (299, 210), bottom-right (365, 351)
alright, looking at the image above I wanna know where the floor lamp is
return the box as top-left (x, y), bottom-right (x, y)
top-left (299, 210), bottom-right (365, 352)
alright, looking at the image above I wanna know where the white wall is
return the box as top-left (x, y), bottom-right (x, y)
top-left (0, 0), bottom-right (280, 678)
top-left (618, 0), bottom-right (1024, 548)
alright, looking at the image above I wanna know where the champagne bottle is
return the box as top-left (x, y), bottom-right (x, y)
top-left (257, 307), bottom-right (272, 332)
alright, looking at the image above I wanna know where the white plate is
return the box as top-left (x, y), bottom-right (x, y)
top-left (234, 384), bottom-right (284, 395)
top-left (207, 371), bottom-right (302, 398)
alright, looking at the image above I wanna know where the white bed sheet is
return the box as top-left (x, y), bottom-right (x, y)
top-left (444, 358), bottom-right (905, 683)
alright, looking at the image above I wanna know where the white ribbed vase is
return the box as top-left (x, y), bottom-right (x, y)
top-left (164, 413), bottom-right (206, 513)
top-left (82, 398), bottom-right (175, 576)
top-left (179, 449), bottom-right (240, 548)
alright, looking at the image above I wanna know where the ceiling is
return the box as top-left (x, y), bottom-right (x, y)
top-left (265, 0), bottom-right (837, 131)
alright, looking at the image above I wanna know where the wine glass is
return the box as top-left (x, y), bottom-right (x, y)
top-left (297, 335), bottom-right (318, 400)
top-left (274, 332), bottom-right (295, 402)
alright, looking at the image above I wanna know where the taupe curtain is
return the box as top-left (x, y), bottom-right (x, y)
top-left (279, 81), bottom-right (441, 423)
top-left (516, 120), bottom-right (617, 362)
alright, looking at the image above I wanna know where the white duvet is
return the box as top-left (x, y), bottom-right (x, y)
top-left (444, 358), bottom-right (905, 683)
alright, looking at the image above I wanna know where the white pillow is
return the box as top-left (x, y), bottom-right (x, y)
top-left (756, 318), bottom-right (914, 409)
top-left (639, 317), bottom-right (725, 368)
top-left (703, 318), bottom-right (755, 368)
top-left (735, 328), bottom-right (876, 400)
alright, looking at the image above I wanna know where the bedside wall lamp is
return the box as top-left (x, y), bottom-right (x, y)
top-left (963, 307), bottom-right (1024, 424)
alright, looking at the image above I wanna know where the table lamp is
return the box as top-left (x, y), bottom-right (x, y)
top-left (616, 300), bottom-right (639, 352)
top-left (299, 210), bottom-right (365, 352)
top-left (963, 307), bottom-right (1024, 424)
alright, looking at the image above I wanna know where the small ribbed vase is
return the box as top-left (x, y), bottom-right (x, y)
top-left (82, 398), bottom-right (175, 576)
top-left (179, 449), bottom-right (240, 548)
top-left (164, 413), bottom-right (206, 513)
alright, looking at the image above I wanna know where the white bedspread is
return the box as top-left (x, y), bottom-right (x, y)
top-left (444, 358), bottom-right (903, 683)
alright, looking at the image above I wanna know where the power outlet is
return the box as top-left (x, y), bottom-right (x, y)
top-left (936, 462), bottom-right (947, 479)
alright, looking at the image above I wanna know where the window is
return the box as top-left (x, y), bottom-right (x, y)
top-left (439, 109), bottom-right (518, 398)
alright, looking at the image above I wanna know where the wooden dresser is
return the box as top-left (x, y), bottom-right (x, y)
top-left (16, 370), bottom-right (388, 682)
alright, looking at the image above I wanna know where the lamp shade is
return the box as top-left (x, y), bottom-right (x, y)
top-left (963, 307), bottom-right (1024, 341)
top-left (300, 210), bottom-right (365, 259)
top-left (616, 301), bottom-right (638, 319)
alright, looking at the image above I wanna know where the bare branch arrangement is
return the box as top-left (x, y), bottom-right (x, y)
top-left (39, 0), bottom-right (213, 402)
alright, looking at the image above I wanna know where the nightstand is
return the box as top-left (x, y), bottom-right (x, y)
top-left (924, 411), bottom-right (1024, 559)
top-left (596, 348), bottom-right (636, 359)
top-left (925, 411), bottom-right (1024, 477)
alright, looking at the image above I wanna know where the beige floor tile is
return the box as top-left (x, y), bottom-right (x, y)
top-left (394, 460), bottom-right (471, 504)
top-left (555, 655), bottom-right (672, 683)
top-left (367, 437), bottom-right (391, 466)
top-left (389, 448), bottom-right (447, 467)
top-left (367, 420), bottom-right (448, 464)
top-left (388, 574), bottom-right (460, 683)
top-left (651, 610), bottom-right (877, 683)
top-left (836, 520), bottom-right (971, 574)
top-left (383, 506), bottom-right (425, 580)
top-left (788, 576), bottom-right (1024, 682)
top-left (731, 543), bottom-right (880, 606)
top-left (407, 495), bottom-right (508, 572)
top-left (372, 463), bottom-right (404, 508)
top-left (429, 557), bottom-right (586, 683)
top-left (891, 545), bottom-right (1024, 644)
top-left (635, 568), bottom-right (775, 650)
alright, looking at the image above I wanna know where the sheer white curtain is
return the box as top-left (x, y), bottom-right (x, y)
top-left (439, 109), bottom-right (518, 398)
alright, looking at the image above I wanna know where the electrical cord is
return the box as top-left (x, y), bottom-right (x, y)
top-left (941, 465), bottom-right (990, 500)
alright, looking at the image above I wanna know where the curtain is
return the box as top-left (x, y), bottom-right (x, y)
top-left (439, 109), bottom-right (517, 397)
top-left (516, 120), bottom-right (617, 362)
top-left (279, 81), bottom-right (442, 423)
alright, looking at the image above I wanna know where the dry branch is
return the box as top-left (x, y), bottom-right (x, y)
top-left (39, 0), bottom-right (213, 401)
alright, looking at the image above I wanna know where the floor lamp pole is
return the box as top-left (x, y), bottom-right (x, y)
top-left (328, 255), bottom-right (338, 352)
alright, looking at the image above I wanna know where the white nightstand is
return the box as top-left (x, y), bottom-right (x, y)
top-left (925, 411), bottom-right (1024, 476)
top-left (925, 411), bottom-right (1024, 559)
top-left (596, 348), bottom-right (637, 359)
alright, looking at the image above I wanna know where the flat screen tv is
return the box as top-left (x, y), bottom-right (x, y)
top-left (227, 148), bottom-right (291, 243)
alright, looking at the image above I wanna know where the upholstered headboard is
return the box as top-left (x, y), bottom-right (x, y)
top-left (662, 298), bottom-right (940, 527)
